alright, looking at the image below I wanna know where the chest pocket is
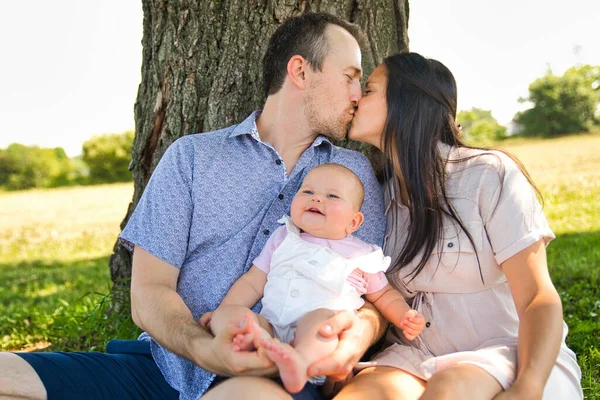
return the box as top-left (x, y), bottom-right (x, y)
top-left (423, 221), bottom-right (487, 287)
top-left (433, 223), bottom-right (482, 269)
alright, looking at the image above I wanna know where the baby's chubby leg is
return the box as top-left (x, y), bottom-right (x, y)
top-left (260, 308), bottom-right (338, 393)
top-left (207, 305), bottom-right (274, 351)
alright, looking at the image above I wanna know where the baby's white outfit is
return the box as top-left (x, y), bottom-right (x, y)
top-left (258, 216), bottom-right (390, 343)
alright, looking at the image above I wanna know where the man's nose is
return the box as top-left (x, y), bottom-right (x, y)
top-left (350, 82), bottom-right (362, 105)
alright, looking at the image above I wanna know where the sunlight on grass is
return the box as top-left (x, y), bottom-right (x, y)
top-left (0, 183), bottom-right (133, 263)
top-left (0, 183), bottom-right (138, 351)
top-left (496, 133), bottom-right (600, 235)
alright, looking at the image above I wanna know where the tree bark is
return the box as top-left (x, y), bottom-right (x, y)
top-left (109, 0), bottom-right (410, 310)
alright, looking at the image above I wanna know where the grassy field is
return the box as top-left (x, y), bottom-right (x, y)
top-left (0, 183), bottom-right (140, 351)
top-left (1, 134), bottom-right (599, 397)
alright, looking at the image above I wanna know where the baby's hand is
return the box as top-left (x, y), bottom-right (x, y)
top-left (399, 309), bottom-right (425, 340)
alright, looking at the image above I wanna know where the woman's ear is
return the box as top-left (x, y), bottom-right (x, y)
top-left (347, 211), bottom-right (365, 234)
top-left (287, 55), bottom-right (307, 90)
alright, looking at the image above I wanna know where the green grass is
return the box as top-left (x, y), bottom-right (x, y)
top-left (1, 134), bottom-right (599, 396)
top-left (0, 183), bottom-right (140, 352)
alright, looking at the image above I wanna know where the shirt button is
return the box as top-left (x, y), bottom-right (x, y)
top-left (447, 242), bottom-right (454, 248)
top-left (278, 193), bottom-right (284, 200)
top-left (290, 289), bottom-right (300, 298)
top-left (426, 322), bottom-right (431, 328)
top-left (275, 159), bottom-right (282, 165)
top-left (263, 229), bottom-right (270, 235)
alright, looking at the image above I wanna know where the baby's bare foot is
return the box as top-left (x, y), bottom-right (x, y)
top-left (260, 339), bottom-right (307, 393)
top-left (233, 332), bottom-right (255, 351)
top-left (233, 314), bottom-right (272, 351)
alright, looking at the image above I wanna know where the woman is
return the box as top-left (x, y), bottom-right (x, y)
top-left (335, 53), bottom-right (583, 399)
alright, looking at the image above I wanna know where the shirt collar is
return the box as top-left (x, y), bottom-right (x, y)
top-left (229, 110), bottom-right (333, 149)
top-left (312, 135), bottom-right (332, 148)
top-left (228, 110), bottom-right (262, 140)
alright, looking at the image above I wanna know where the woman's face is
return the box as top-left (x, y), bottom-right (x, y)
top-left (348, 64), bottom-right (388, 149)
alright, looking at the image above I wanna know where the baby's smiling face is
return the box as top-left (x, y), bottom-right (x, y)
top-left (290, 164), bottom-right (364, 240)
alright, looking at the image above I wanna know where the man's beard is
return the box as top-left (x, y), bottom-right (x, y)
top-left (304, 97), bottom-right (349, 140)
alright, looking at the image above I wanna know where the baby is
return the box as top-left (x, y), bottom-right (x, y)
top-left (202, 163), bottom-right (425, 393)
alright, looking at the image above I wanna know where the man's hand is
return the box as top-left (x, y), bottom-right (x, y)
top-left (193, 315), bottom-right (277, 377)
top-left (198, 311), bottom-right (214, 330)
top-left (306, 310), bottom-right (373, 381)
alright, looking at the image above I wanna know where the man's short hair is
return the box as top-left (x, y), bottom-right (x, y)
top-left (262, 12), bottom-right (363, 97)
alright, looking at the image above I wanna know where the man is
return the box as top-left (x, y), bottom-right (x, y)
top-left (0, 13), bottom-right (386, 400)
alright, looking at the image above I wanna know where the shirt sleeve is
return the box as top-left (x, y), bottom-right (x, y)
top-left (252, 225), bottom-right (287, 273)
top-left (364, 271), bottom-right (389, 294)
top-left (119, 137), bottom-right (195, 268)
top-left (482, 153), bottom-right (555, 265)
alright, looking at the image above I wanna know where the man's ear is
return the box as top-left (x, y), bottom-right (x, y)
top-left (347, 211), bottom-right (365, 234)
top-left (287, 55), bottom-right (307, 90)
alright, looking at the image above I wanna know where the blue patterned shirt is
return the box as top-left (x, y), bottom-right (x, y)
top-left (120, 111), bottom-right (386, 399)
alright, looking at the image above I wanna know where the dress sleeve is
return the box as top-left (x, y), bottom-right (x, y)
top-left (252, 225), bottom-right (287, 273)
top-left (119, 137), bottom-right (195, 268)
top-left (482, 153), bottom-right (555, 265)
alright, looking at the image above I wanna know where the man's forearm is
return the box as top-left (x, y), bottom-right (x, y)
top-left (356, 300), bottom-right (388, 346)
top-left (132, 282), bottom-right (215, 371)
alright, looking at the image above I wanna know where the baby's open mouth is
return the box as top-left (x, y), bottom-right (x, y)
top-left (307, 207), bottom-right (324, 216)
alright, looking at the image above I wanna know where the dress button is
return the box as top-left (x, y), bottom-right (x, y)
top-left (275, 159), bottom-right (282, 165)
top-left (447, 242), bottom-right (454, 248)
top-left (296, 271), bottom-right (304, 277)
top-left (278, 193), bottom-right (284, 200)
top-left (426, 322), bottom-right (431, 328)
top-left (308, 260), bottom-right (318, 266)
top-left (290, 289), bottom-right (300, 298)
top-left (263, 229), bottom-right (270, 235)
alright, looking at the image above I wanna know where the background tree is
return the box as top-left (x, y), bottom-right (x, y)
top-left (82, 131), bottom-right (135, 184)
top-left (108, 0), bottom-right (410, 305)
top-left (0, 144), bottom-right (73, 190)
top-left (515, 65), bottom-right (600, 137)
top-left (457, 108), bottom-right (506, 146)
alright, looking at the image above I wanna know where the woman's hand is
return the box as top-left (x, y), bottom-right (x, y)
top-left (307, 310), bottom-right (373, 381)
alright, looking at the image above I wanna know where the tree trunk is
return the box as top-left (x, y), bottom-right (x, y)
top-left (109, 0), bottom-right (410, 310)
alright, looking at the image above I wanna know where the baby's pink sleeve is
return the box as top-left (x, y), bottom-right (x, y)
top-left (364, 271), bottom-right (389, 294)
top-left (252, 225), bottom-right (287, 274)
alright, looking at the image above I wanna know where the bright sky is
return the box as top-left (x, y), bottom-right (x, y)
top-left (1, 1), bottom-right (599, 156)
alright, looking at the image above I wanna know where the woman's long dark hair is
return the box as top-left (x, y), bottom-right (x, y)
top-left (381, 52), bottom-right (540, 281)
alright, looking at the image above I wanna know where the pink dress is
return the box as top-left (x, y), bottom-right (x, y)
top-left (359, 144), bottom-right (583, 399)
